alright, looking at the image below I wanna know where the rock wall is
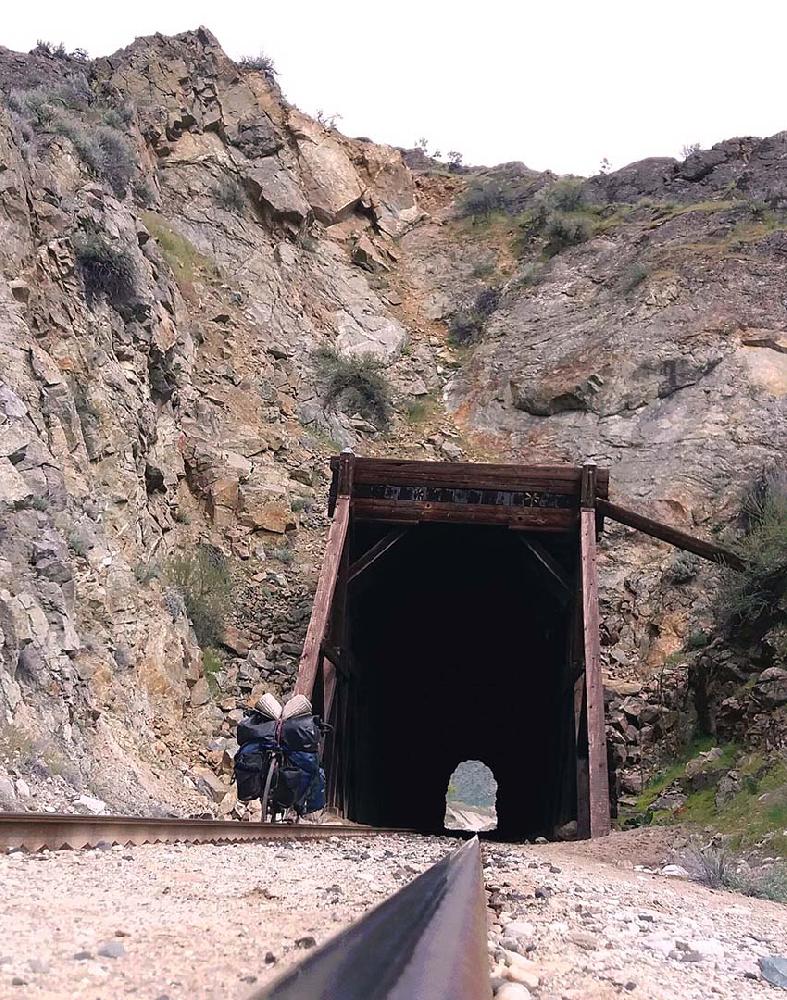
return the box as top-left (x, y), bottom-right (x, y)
top-left (0, 29), bottom-right (440, 816)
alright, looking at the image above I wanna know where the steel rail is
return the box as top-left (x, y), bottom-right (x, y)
top-left (0, 813), bottom-right (408, 852)
top-left (254, 836), bottom-right (492, 1000)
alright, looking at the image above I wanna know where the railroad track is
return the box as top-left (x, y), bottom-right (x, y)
top-left (0, 812), bottom-right (406, 852)
top-left (2, 814), bottom-right (493, 998)
top-left (256, 836), bottom-right (492, 1000)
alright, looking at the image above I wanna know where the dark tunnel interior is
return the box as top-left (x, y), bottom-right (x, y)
top-left (337, 522), bottom-right (579, 840)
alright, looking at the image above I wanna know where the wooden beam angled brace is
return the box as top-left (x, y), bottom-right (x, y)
top-left (348, 529), bottom-right (408, 584)
top-left (295, 496), bottom-right (350, 697)
top-left (597, 498), bottom-right (745, 571)
top-left (516, 535), bottom-right (571, 598)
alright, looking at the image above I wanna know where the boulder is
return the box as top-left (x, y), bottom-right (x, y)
top-left (229, 115), bottom-right (282, 158)
top-left (238, 482), bottom-right (296, 534)
top-left (190, 676), bottom-right (211, 708)
top-left (291, 113), bottom-right (363, 224)
top-left (192, 766), bottom-right (227, 803)
top-left (245, 159), bottom-right (310, 223)
top-left (755, 667), bottom-right (787, 706)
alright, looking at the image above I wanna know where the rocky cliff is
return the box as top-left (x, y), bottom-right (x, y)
top-left (0, 28), bottom-right (784, 818)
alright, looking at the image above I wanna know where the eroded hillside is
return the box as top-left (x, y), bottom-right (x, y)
top-left (0, 28), bottom-right (784, 819)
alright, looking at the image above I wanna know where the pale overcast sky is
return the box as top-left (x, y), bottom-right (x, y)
top-left (3, 0), bottom-right (785, 176)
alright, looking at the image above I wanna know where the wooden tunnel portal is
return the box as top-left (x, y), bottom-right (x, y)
top-left (294, 453), bottom-right (743, 841)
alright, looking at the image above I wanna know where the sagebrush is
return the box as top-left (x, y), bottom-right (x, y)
top-left (313, 348), bottom-right (392, 429)
top-left (716, 470), bottom-right (787, 641)
top-left (73, 225), bottom-right (137, 309)
top-left (167, 546), bottom-right (232, 648)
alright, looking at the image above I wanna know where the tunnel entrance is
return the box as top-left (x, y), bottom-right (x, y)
top-left (347, 523), bottom-right (576, 838)
top-left (296, 455), bottom-right (613, 841)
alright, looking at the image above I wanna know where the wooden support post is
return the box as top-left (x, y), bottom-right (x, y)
top-left (580, 507), bottom-right (611, 837)
top-left (295, 451), bottom-right (355, 698)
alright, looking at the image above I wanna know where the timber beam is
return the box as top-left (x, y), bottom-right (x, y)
top-left (597, 499), bottom-right (745, 571)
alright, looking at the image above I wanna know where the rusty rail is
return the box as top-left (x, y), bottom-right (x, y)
top-left (254, 836), bottom-right (492, 1000)
top-left (0, 813), bottom-right (407, 852)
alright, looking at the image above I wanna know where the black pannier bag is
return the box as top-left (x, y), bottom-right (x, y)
top-left (234, 750), bottom-right (269, 801)
top-left (281, 715), bottom-right (319, 753)
top-left (237, 712), bottom-right (278, 747)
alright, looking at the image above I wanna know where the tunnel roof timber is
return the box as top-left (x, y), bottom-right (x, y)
top-left (328, 456), bottom-right (609, 531)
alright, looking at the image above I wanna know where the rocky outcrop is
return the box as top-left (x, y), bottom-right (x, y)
top-left (0, 28), bottom-right (431, 816)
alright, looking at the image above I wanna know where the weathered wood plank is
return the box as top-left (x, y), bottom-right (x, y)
top-left (352, 498), bottom-right (577, 530)
top-left (338, 457), bottom-right (609, 497)
top-left (580, 508), bottom-right (611, 837)
top-left (348, 529), bottom-right (408, 583)
top-left (597, 499), bottom-right (745, 571)
top-left (295, 496), bottom-right (350, 697)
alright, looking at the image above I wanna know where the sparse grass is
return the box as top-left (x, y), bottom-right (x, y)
top-left (269, 544), bottom-right (296, 565)
top-left (313, 347), bottom-right (392, 430)
top-left (633, 741), bottom-right (787, 858)
top-left (403, 393), bottom-right (439, 425)
top-left (167, 545), bottom-right (232, 648)
top-left (202, 647), bottom-right (222, 695)
top-left (73, 224), bottom-right (137, 309)
top-left (0, 723), bottom-right (36, 764)
top-left (633, 736), bottom-right (718, 813)
top-left (680, 843), bottom-right (787, 902)
top-left (618, 262), bottom-right (649, 293)
top-left (141, 212), bottom-right (216, 285)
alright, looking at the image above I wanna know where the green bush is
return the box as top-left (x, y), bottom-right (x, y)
top-left (213, 176), bottom-right (246, 213)
top-left (717, 470), bottom-right (787, 641)
top-left (167, 545), bottom-right (232, 648)
top-left (94, 125), bottom-right (136, 196)
top-left (73, 225), bottom-right (137, 309)
top-left (313, 348), bottom-right (392, 429)
top-left (202, 648), bottom-right (223, 694)
top-left (269, 544), bottom-right (296, 565)
top-left (543, 212), bottom-right (595, 257)
top-left (619, 262), bottom-right (649, 293)
top-left (10, 83), bottom-right (136, 197)
top-left (447, 286), bottom-right (500, 346)
top-left (457, 180), bottom-right (505, 221)
top-left (471, 259), bottom-right (496, 278)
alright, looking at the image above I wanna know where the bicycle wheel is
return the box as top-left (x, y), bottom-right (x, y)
top-left (260, 757), bottom-right (278, 823)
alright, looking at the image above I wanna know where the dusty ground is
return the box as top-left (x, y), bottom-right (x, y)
top-left (0, 829), bottom-right (785, 999)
